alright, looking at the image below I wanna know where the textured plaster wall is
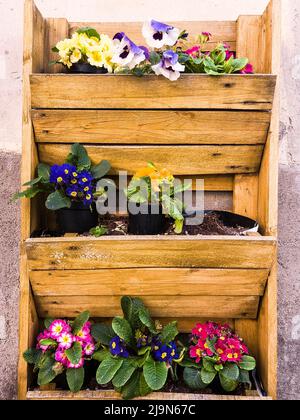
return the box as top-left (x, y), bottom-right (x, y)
top-left (0, 0), bottom-right (299, 400)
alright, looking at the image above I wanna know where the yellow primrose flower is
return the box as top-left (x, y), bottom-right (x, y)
top-left (70, 49), bottom-right (82, 63)
top-left (87, 50), bottom-right (104, 68)
top-left (59, 56), bottom-right (72, 68)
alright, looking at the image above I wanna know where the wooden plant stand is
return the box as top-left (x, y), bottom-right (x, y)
top-left (18, 0), bottom-right (280, 400)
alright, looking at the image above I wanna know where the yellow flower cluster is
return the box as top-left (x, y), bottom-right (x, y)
top-left (55, 32), bottom-right (115, 72)
top-left (133, 164), bottom-right (174, 193)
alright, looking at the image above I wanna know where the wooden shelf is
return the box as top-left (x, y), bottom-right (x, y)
top-left (18, 0), bottom-right (280, 401)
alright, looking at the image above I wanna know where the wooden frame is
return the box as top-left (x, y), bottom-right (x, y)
top-left (18, 0), bottom-right (280, 400)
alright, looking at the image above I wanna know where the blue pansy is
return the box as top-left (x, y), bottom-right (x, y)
top-left (112, 32), bottom-right (149, 70)
top-left (110, 336), bottom-right (129, 358)
top-left (142, 20), bottom-right (180, 48)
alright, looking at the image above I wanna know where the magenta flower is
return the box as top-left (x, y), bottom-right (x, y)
top-left (49, 320), bottom-right (70, 339)
top-left (83, 342), bottom-right (95, 356)
top-left (55, 348), bottom-right (69, 367)
top-left (185, 46), bottom-right (200, 58)
top-left (67, 358), bottom-right (84, 369)
top-left (57, 332), bottom-right (74, 349)
top-left (36, 330), bottom-right (52, 353)
top-left (240, 63), bottom-right (254, 74)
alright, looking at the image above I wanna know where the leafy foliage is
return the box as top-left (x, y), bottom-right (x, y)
top-left (93, 296), bottom-right (183, 399)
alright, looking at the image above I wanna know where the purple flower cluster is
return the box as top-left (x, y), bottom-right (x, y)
top-left (36, 319), bottom-right (95, 369)
top-left (50, 164), bottom-right (95, 206)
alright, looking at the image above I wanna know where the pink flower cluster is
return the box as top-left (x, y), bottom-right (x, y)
top-left (189, 322), bottom-right (249, 364)
top-left (36, 319), bottom-right (95, 369)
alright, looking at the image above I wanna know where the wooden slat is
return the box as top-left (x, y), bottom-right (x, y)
top-left (233, 174), bottom-right (259, 220)
top-left (44, 18), bottom-right (69, 73)
top-left (30, 268), bottom-right (268, 297)
top-left (69, 21), bottom-right (237, 51)
top-left (30, 74), bottom-right (276, 110)
top-left (27, 390), bottom-right (270, 401)
top-left (34, 295), bottom-right (260, 319)
top-left (237, 16), bottom-right (263, 73)
top-left (38, 143), bottom-right (264, 175)
top-left (32, 109), bottom-right (270, 145)
top-left (25, 236), bottom-right (276, 270)
top-left (18, 0), bottom-right (45, 401)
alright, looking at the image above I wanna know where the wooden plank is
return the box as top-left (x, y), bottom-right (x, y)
top-left (34, 295), bottom-right (260, 319)
top-left (32, 109), bottom-right (270, 145)
top-left (234, 319), bottom-right (258, 359)
top-left (38, 143), bottom-right (264, 175)
top-left (18, 0), bottom-right (44, 401)
top-left (30, 268), bottom-right (268, 297)
top-left (111, 175), bottom-right (234, 192)
top-left (44, 18), bottom-right (69, 73)
top-left (233, 174), bottom-right (259, 220)
top-left (237, 16), bottom-right (263, 73)
top-left (97, 317), bottom-right (235, 333)
top-left (69, 20), bottom-right (237, 51)
top-left (30, 74), bottom-right (276, 110)
top-left (25, 236), bottom-right (276, 270)
top-left (256, 0), bottom-right (280, 400)
top-left (27, 390), bottom-right (270, 401)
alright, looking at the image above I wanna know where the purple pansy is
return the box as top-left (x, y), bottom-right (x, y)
top-left (152, 50), bottom-right (185, 81)
top-left (142, 20), bottom-right (180, 48)
top-left (112, 32), bottom-right (149, 70)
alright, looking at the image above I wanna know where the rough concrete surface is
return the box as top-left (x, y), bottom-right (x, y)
top-left (0, 151), bottom-right (20, 400)
top-left (0, 0), bottom-right (299, 400)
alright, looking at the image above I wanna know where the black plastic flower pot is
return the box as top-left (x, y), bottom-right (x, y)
top-left (56, 202), bottom-right (99, 234)
top-left (128, 203), bottom-right (167, 235)
top-left (205, 210), bottom-right (259, 233)
top-left (68, 63), bottom-right (108, 74)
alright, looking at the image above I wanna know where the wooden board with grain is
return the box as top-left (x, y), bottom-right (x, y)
top-left (69, 21), bottom-right (237, 52)
top-left (32, 109), bottom-right (270, 145)
top-left (34, 294), bottom-right (260, 319)
top-left (30, 74), bottom-right (276, 110)
top-left (38, 143), bottom-right (264, 175)
top-left (30, 268), bottom-right (268, 297)
top-left (25, 236), bottom-right (276, 270)
top-left (27, 390), bottom-right (271, 401)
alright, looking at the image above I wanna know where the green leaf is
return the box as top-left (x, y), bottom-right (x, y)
top-left (44, 318), bottom-right (55, 329)
top-left (23, 348), bottom-right (42, 365)
top-left (66, 367), bottom-right (84, 393)
top-left (203, 357), bottom-right (216, 373)
top-left (112, 359), bottom-right (136, 388)
top-left (91, 323), bottom-right (115, 346)
top-left (96, 357), bottom-right (123, 385)
top-left (149, 51), bottom-right (161, 65)
top-left (219, 373), bottom-right (239, 392)
top-left (38, 163), bottom-right (51, 182)
top-left (13, 186), bottom-right (44, 200)
top-left (91, 160), bottom-right (111, 179)
top-left (179, 359), bottom-right (199, 369)
top-left (70, 143), bottom-right (91, 171)
top-left (65, 342), bottom-right (83, 365)
top-left (92, 349), bottom-right (110, 362)
top-left (112, 317), bottom-right (133, 344)
top-left (23, 176), bottom-right (42, 187)
top-left (139, 372), bottom-right (152, 397)
top-left (72, 311), bottom-right (90, 335)
top-left (183, 367), bottom-right (207, 390)
top-left (46, 190), bottom-right (71, 210)
top-left (238, 369), bottom-right (251, 385)
top-left (138, 307), bottom-right (157, 334)
top-left (121, 296), bottom-right (145, 330)
top-left (76, 27), bottom-right (100, 40)
top-left (39, 338), bottom-right (58, 347)
top-left (221, 363), bottom-right (240, 381)
top-left (37, 357), bottom-right (57, 386)
top-left (205, 338), bottom-right (217, 355)
top-left (143, 357), bottom-right (168, 391)
top-left (120, 370), bottom-right (141, 400)
top-left (174, 219), bottom-right (184, 234)
top-left (200, 368), bottom-right (217, 385)
top-left (239, 355), bottom-right (256, 371)
top-left (160, 321), bottom-right (178, 345)
top-left (52, 46), bottom-right (59, 52)
top-left (89, 226), bottom-right (108, 237)
top-left (231, 57), bottom-right (249, 73)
